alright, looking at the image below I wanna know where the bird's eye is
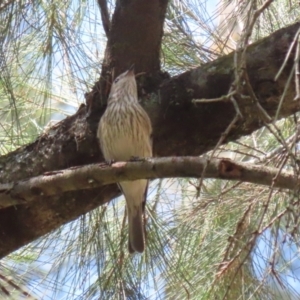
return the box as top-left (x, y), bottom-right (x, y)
top-left (114, 78), bottom-right (119, 83)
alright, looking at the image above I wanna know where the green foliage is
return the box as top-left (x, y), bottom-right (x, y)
top-left (0, 0), bottom-right (104, 153)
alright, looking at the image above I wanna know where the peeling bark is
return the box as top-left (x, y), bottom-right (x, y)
top-left (0, 21), bottom-right (299, 258)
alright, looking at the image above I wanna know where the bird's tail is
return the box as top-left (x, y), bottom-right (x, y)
top-left (119, 180), bottom-right (147, 253)
top-left (128, 202), bottom-right (145, 253)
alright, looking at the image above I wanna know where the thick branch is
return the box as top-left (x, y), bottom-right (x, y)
top-left (154, 22), bottom-right (300, 156)
top-left (0, 158), bottom-right (298, 209)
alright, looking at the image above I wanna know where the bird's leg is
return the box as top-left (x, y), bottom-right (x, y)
top-left (129, 156), bottom-right (146, 162)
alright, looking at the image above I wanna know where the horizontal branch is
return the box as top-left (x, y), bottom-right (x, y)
top-left (1, 157), bottom-right (298, 209)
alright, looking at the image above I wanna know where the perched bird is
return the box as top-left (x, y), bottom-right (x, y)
top-left (97, 65), bottom-right (152, 253)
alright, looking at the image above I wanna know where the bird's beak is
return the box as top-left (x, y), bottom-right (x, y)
top-left (126, 64), bottom-right (135, 77)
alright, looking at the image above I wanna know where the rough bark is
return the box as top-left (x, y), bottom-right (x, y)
top-left (0, 21), bottom-right (299, 258)
top-left (1, 158), bottom-right (298, 208)
top-left (87, 0), bottom-right (169, 113)
top-left (97, 0), bottom-right (110, 37)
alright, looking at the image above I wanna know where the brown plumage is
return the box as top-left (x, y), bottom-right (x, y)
top-left (97, 65), bottom-right (152, 253)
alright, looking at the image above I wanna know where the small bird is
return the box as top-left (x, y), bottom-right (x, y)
top-left (97, 65), bottom-right (152, 253)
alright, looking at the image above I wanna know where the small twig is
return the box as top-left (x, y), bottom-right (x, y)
top-left (221, 181), bottom-right (275, 300)
top-left (232, 0), bottom-right (274, 124)
top-left (265, 122), bottom-right (298, 166)
top-left (218, 181), bottom-right (243, 198)
top-left (196, 114), bottom-right (241, 194)
top-left (238, 0), bottom-right (274, 68)
top-left (234, 140), bottom-right (266, 156)
top-left (274, 27), bottom-right (300, 81)
top-left (248, 126), bottom-right (300, 164)
top-left (294, 36), bottom-right (300, 100)
top-left (243, 71), bottom-right (272, 122)
top-left (192, 91), bottom-right (236, 104)
top-left (216, 147), bottom-right (260, 161)
top-left (220, 198), bottom-right (255, 264)
top-left (258, 209), bottom-right (287, 235)
top-left (230, 94), bottom-right (243, 119)
top-left (275, 63), bottom-right (295, 120)
top-left (214, 115), bottom-right (241, 151)
top-left (193, 89), bottom-right (243, 118)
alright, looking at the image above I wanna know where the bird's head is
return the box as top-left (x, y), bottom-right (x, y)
top-left (108, 65), bottom-right (137, 101)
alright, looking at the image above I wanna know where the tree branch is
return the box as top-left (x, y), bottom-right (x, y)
top-left (97, 0), bottom-right (110, 37)
top-left (1, 157), bottom-right (298, 209)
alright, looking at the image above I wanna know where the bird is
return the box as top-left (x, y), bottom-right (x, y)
top-left (97, 65), bottom-right (152, 253)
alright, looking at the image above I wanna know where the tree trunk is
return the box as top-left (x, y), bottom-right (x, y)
top-left (87, 0), bottom-right (169, 113)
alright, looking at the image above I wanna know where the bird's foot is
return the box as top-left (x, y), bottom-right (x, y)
top-left (105, 159), bottom-right (115, 166)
